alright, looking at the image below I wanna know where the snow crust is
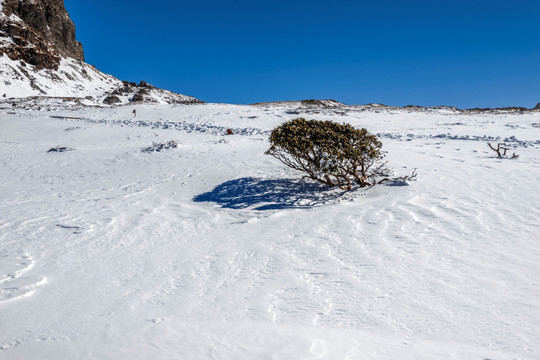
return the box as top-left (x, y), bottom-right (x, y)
top-left (0, 102), bottom-right (539, 359)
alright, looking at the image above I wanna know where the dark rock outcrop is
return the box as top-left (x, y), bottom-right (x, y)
top-left (131, 92), bottom-right (145, 102)
top-left (101, 80), bottom-right (202, 105)
top-left (533, 103), bottom-right (540, 111)
top-left (465, 106), bottom-right (529, 113)
top-left (0, 0), bottom-right (84, 69)
top-left (103, 95), bottom-right (121, 105)
top-left (138, 80), bottom-right (153, 88)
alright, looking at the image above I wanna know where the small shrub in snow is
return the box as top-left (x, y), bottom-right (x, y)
top-left (487, 142), bottom-right (519, 159)
top-left (141, 140), bottom-right (178, 153)
top-left (266, 118), bottom-right (386, 190)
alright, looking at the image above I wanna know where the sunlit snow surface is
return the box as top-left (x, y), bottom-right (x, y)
top-left (1, 101), bottom-right (539, 359)
top-left (0, 55), bottom-right (199, 104)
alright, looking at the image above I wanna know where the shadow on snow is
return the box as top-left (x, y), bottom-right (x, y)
top-left (193, 177), bottom-right (347, 210)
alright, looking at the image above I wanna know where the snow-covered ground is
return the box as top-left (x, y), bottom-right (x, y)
top-left (1, 102), bottom-right (539, 359)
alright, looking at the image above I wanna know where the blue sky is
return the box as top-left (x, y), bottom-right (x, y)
top-left (65, 0), bottom-right (540, 107)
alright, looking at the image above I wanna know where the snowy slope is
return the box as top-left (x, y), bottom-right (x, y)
top-left (0, 54), bottom-right (122, 98)
top-left (0, 103), bottom-right (539, 359)
top-left (0, 54), bottom-right (201, 105)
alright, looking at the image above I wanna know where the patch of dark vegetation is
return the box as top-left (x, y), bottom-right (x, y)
top-left (47, 146), bottom-right (74, 153)
top-left (141, 140), bottom-right (178, 153)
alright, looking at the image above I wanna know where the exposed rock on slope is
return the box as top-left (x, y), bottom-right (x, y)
top-left (101, 80), bottom-right (203, 105)
top-left (251, 99), bottom-right (539, 115)
top-left (252, 99), bottom-right (345, 108)
top-left (0, 0), bottom-right (200, 104)
top-left (0, 0), bottom-right (83, 69)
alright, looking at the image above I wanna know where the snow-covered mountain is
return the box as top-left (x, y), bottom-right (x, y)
top-left (0, 0), bottom-right (201, 104)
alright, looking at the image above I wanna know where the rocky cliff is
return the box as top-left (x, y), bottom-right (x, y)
top-left (0, 0), bottom-right (83, 69)
top-left (0, 0), bottom-right (201, 104)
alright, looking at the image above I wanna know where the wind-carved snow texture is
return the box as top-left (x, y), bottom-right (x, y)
top-left (0, 102), bottom-right (539, 359)
top-left (0, 252), bottom-right (46, 304)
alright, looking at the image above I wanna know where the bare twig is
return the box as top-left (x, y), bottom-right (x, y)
top-left (488, 142), bottom-right (511, 157)
top-left (487, 142), bottom-right (519, 159)
top-left (379, 169), bottom-right (417, 184)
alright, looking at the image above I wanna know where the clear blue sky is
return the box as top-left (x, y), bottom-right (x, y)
top-left (65, 0), bottom-right (540, 107)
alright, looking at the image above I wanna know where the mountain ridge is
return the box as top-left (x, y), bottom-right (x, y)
top-left (0, 0), bottom-right (201, 105)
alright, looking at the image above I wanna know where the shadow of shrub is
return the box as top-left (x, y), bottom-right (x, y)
top-left (193, 177), bottom-right (345, 210)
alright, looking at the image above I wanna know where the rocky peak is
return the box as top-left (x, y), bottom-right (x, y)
top-left (0, 0), bottom-right (84, 69)
top-left (0, 0), bottom-right (201, 104)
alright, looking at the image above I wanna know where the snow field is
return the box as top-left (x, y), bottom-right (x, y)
top-left (0, 103), bottom-right (539, 359)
